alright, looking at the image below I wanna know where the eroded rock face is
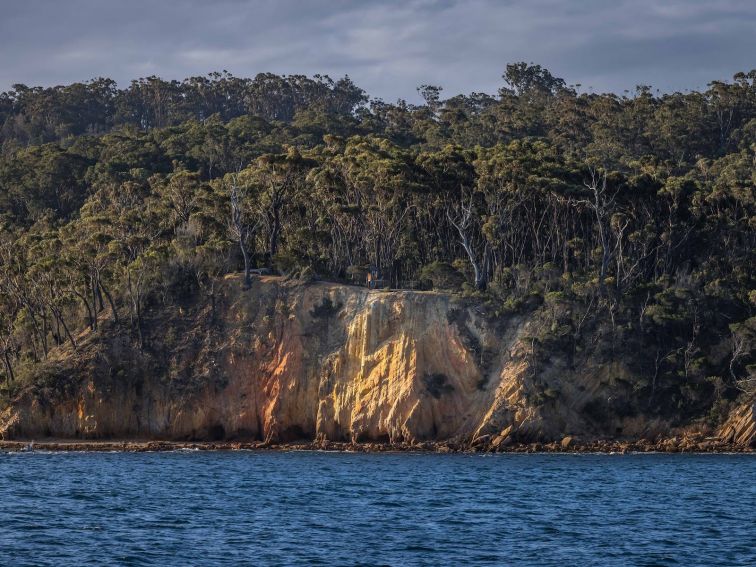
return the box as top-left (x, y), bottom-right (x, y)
top-left (0, 276), bottom-right (750, 447)
top-left (718, 401), bottom-right (756, 447)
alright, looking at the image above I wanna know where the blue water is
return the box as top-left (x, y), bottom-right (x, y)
top-left (0, 452), bottom-right (754, 566)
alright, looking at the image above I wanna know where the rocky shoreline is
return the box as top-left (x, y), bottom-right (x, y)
top-left (3, 278), bottom-right (754, 455)
top-left (1, 436), bottom-right (753, 454)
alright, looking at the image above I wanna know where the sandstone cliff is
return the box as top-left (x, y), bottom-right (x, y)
top-left (1, 276), bottom-right (753, 448)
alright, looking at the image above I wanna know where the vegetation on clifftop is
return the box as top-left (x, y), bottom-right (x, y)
top-left (0, 64), bottom-right (754, 424)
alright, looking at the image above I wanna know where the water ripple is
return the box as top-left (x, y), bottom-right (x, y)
top-left (0, 452), bottom-right (754, 566)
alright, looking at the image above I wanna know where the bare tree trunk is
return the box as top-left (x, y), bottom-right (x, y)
top-left (126, 271), bottom-right (144, 349)
top-left (269, 203), bottom-right (281, 258)
top-left (241, 240), bottom-right (251, 286)
top-left (2, 351), bottom-right (14, 384)
top-left (24, 306), bottom-right (46, 360)
top-left (59, 315), bottom-right (77, 350)
top-left (51, 307), bottom-right (77, 349)
top-left (229, 174), bottom-right (255, 288)
top-left (447, 196), bottom-right (487, 290)
top-left (90, 276), bottom-right (99, 330)
top-left (101, 283), bottom-right (119, 324)
top-left (72, 288), bottom-right (95, 330)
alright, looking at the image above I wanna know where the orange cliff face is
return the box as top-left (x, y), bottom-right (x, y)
top-left (1, 276), bottom-right (754, 448)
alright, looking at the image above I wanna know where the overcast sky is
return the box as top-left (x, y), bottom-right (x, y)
top-left (1, 0), bottom-right (754, 101)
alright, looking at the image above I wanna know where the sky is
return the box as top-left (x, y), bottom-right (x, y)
top-left (1, 0), bottom-right (754, 102)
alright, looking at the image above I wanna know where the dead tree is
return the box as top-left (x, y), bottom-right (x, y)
top-left (730, 330), bottom-right (755, 394)
top-left (228, 173), bottom-right (260, 288)
top-left (568, 168), bottom-right (621, 295)
top-left (446, 191), bottom-right (488, 290)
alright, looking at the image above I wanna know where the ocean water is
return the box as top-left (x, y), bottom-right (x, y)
top-left (0, 452), bottom-right (753, 566)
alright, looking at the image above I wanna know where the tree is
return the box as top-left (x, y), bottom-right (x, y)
top-left (225, 170), bottom-right (260, 288)
top-left (0, 64), bottom-right (754, 422)
top-left (253, 147), bottom-right (315, 260)
top-left (502, 62), bottom-right (568, 96)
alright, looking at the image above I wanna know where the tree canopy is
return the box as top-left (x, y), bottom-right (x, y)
top-left (1, 64), bottom-right (754, 419)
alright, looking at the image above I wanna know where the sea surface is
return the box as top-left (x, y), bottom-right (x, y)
top-left (0, 451), bottom-right (754, 566)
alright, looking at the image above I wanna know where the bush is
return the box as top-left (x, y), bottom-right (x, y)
top-left (419, 261), bottom-right (465, 291)
top-left (346, 265), bottom-right (368, 284)
top-left (272, 252), bottom-right (299, 276)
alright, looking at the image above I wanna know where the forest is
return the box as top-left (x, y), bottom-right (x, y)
top-left (0, 63), bottom-right (754, 423)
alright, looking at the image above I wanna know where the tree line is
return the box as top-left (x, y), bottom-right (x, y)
top-left (0, 63), bottom-right (754, 418)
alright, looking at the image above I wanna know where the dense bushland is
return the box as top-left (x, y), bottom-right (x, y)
top-left (1, 64), bottom-right (754, 421)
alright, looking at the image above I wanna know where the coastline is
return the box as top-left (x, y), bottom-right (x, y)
top-left (1, 438), bottom-right (753, 454)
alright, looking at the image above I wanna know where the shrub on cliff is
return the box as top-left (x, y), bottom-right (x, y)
top-left (419, 262), bottom-right (465, 292)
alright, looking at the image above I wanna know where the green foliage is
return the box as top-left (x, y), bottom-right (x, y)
top-left (419, 261), bottom-right (465, 291)
top-left (0, 64), bottom-right (753, 421)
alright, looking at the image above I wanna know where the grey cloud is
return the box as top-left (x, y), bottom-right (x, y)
top-left (0, 0), bottom-right (753, 101)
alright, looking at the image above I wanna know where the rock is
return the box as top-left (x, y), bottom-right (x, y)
top-left (695, 440), bottom-right (717, 451)
top-left (663, 437), bottom-right (680, 450)
top-left (472, 434), bottom-right (491, 447)
top-left (491, 434), bottom-right (512, 449)
top-left (717, 401), bottom-right (756, 447)
top-left (1, 275), bottom-right (754, 453)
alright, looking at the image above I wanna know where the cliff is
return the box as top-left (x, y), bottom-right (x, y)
top-left (1, 276), bottom-right (753, 449)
